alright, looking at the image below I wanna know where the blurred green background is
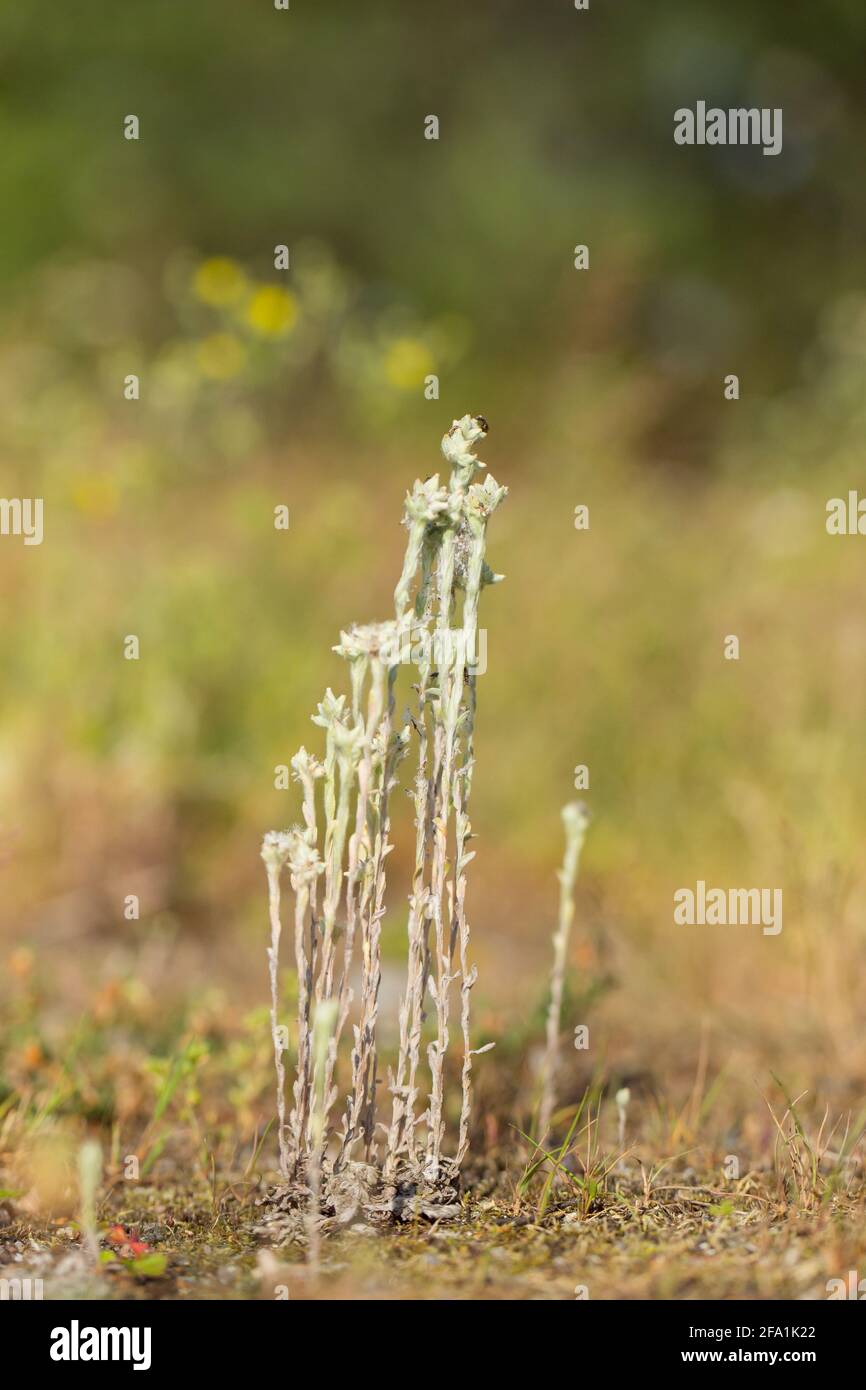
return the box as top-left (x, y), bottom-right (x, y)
top-left (2, 0), bottom-right (866, 1107)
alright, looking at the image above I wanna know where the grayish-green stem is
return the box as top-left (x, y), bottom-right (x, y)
top-left (266, 864), bottom-right (291, 1176)
top-left (538, 802), bottom-right (590, 1139)
top-left (307, 1000), bottom-right (337, 1269)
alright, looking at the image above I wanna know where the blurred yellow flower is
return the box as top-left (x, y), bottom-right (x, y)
top-left (245, 285), bottom-right (299, 337)
top-left (196, 332), bottom-right (247, 379)
top-left (193, 257), bottom-right (247, 307)
top-left (383, 337), bottom-right (434, 390)
top-left (71, 474), bottom-right (119, 518)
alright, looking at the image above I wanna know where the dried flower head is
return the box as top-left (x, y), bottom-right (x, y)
top-left (332, 619), bottom-right (407, 666)
top-left (287, 832), bottom-right (325, 889)
top-left (562, 800), bottom-right (591, 840)
top-left (311, 687), bottom-right (348, 731)
top-left (441, 413), bottom-right (489, 468)
top-left (466, 474), bottom-right (508, 523)
top-left (260, 830), bottom-right (293, 875)
top-left (403, 475), bottom-right (451, 526)
top-left (290, 747), bottom-right (325, 782)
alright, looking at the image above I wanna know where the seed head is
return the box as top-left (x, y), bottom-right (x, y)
top-left (441, 414), bottom-right (488, 472)
top-left (261, 829), bottom-right (293, 874)
top-left (403, 476), bottom-right (451, 526)
top-left (311, 688), bottom-right (348, 731)
top-left (288, 831), bottom-right (325, 888)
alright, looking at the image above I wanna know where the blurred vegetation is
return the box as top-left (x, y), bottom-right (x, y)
top-left (1, 0), bottom-right (866, 1132)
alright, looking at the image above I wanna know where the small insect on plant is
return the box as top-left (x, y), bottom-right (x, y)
top-left (260, 414), bottom-right (506, 1240)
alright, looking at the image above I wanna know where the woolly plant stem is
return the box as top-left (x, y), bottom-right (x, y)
top-left (537, 802), bottom-right (590, 1140)
top-left (454, 521), bottom-right (487, 1164)
top-left (307, 1000), bottom-right (337, 1269)
top-left (338, 658), bottom-right (390, 1162)
top-left (290, 871), bottom-right (313, 1164)
top-left (264, 865), bottom-right (291, 1177)
top-left (385, 526), bottom-right (441, 1172)
top-left (425, 524), bottom-right (459, 1174)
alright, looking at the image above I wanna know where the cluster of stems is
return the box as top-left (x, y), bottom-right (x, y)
top-left (262, 415), bottom-right (506, 1183)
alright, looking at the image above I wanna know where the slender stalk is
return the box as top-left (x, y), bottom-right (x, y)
top-left (453, 477), bottom-right (504, 1163)
top-left (386, 522), bottom-right (445, 1171)
top-left (261, 831), bottom-right (293, 1176)
top-left (78, 1140), bottom-right (102, 1270)
top-left (337, 648), bottom-right (388, 1161)
top-left (538, 802), bottom-right (590, 1140)
top-left (307, 1000), bottom-right (337, 1269)
top-left (425, 523), bottom-right (459, 1174)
